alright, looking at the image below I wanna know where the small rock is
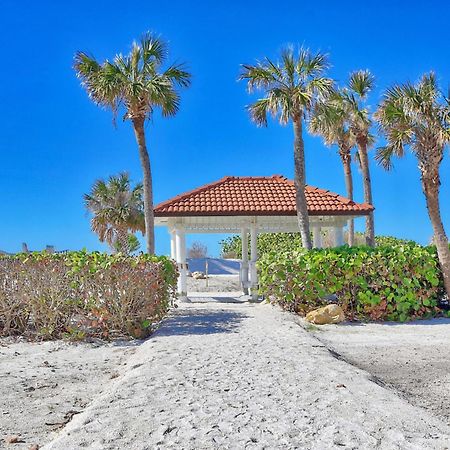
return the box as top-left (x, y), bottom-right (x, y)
top-left (29, 445), bottom-right (40, 450)
top-left (5, 435), bottom-right (20, 444)
top-left (306, 304), bottom-right (345, 325)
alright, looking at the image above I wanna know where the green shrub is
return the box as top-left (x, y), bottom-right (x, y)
top-left (220, 233), bottom-right (304, 259)
top-left (220, 233), bottom-right (418, 259)
top-left (375, 235), bottom-right (418, 247)
top-left (259, 244), bottom-right (444, 322)
top-left (0, 251), bottom-right (178, 339)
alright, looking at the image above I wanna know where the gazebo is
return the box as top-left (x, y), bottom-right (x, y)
top-left (154, 175), bottom-right (374, 301)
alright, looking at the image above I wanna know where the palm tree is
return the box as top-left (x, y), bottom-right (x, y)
top-left (375, 72), bottom-right (450, 296)
top-left (74, 33), bottom-right (191, 254)
top-left (340, 71), bottom-right (376, 246)
top-left (84, 173), bottom-right (145, 254)
top-left (239, 47), bottom-right (334, 249)
top-left (113, 234), bottom-right (141, 254)
top-left (309, 96), bottom-right (356, 245)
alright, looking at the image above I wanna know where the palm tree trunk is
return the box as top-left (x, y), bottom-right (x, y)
top-left (341, 150), bottom-right (354, 246)
top-left (114, 228), bottom-right (129, 254)
top-left (357, 139), bottom-right (375, 246)
top-left (293, 116), bottom-right (312, 249)
top-left (132, 117), bottom-right (155, 254)
top-left (422, 173), bottom-right (450, 297)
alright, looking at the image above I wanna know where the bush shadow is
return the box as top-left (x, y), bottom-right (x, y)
top-left (155, 308), bottom-right (246, 336)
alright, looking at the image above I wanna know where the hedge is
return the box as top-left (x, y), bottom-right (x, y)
top-left (0, 251), bottom-right (178, 340)
top-left (259, 244), bottom-right (446, 322)
top-left (220, 232), bottom-right (417, 259)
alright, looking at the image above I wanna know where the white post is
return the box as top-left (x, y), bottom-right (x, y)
top-left (332, 225), bottom-right (344, 247)
top-left (170, 230), bottom-right (176, 260)
top-left (249, 223), bottom-right (258, 301)
top-left (175, 229), bottom-right (189, 302)
top-left (241, 227), bottom-right (249, 295)
top-left (312, 224), bottom-right (322, 249)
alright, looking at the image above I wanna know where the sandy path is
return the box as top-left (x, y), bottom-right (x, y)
top-left (0, 339), bottom-right (136, 449)
top-left (307, 318), bottom-right (450, 424)
top-left (187, 274), bottom-right (241, 293)
top-left (43, 302), bottom-right (450, 450)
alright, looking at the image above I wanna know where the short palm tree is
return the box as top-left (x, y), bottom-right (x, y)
top-left (340, 71), bottom-right (376, 246)
top-left (84, 173), bottom-right (145, 254)
top-left (113, 233), bottom-right (141, 254)
top-left (74, 33), bottom-right (191, 254)
top-left (375, 73), bottom-right (450, 296)
top-left (309, 96), bottom-right (356, 245)
top-left (239, 47), bottom-right (334, 249)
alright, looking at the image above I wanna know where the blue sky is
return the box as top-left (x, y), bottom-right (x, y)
top-left (1, 0), bottom-right (449, 256)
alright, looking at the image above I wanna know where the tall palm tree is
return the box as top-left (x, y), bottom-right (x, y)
top-left (84, 173), bottom-right (145, 254)
top-left (74, 33), bottom-right (191, 254)
top-left (239, 47), bottom-right (334, 249)
top-left (375, 72), bottom-right (450, 296)
top-left (340, 71), bottom-right (376, 246)
top-left (309, 96), bottom-right (356, 245)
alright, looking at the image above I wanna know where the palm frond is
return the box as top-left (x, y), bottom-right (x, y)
top-left (375, 145), bottom-right (399, 170)
top-left (349, 70), bottom-right (374, 98)
top-left (281, 47), bottom-right (295, 85)
top-left (74, 34), bottom-right (190, 123)
top-left (240, 46), bottom-right (333, 125)
top-left (375, 74), bottom-right (450, 171)
top-left (140, 32), bottom-right (167, 64)
top-left (308, 77), bottom-right (335, 101)
top-left (247, 98), bottom-right (270, 126)
top-left (302, 50), bottom-right (330, 77)
top-left (163, 64), bottom-right (192, 88)
top-left (239, 63), bottom-right (279, 92)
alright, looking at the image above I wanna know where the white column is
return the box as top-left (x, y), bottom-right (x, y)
top-left (332, 225), bottom-right (344, 247)
top-left (175, 229), bottom-right (189, 302)
top-left (312, 224), bottom-right (322, 249)
top-left (249, 223), bottom-right (258, 301)
top-left (170, 230), bottom-right (176, 260)
top-left (241, 227), bottom-right (249, 295)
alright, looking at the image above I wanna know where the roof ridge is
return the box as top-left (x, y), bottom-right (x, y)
top-left (221, 175), bottom-right (290, 181)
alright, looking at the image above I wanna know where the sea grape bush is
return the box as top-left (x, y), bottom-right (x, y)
top-left (0, 251), bottom-right (178, 339)
top-left (259, 244), bottom-right (445, 322)
top-left (220, 233), bottom-right (304, 259)
top-left (220, 233), bottom-right (418, 259)
top-left (374, 235), bottom-right (418, 247)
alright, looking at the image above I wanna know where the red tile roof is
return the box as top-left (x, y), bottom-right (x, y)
top-left (154, 176), bottom-right (374, 217)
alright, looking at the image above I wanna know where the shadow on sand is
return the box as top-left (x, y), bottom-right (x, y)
top-left (188, 296), bottom-right (247, 304)
top-left (156, 307), bottom-right (246, 336)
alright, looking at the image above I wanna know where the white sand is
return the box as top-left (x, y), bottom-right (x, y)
top-left (187, 274), bottom-right (241, 293)
top-left (305, 317), bottom-right (450, 424)
top-left (37, 301), bottom-right (450, 449)
top-left (0, 339), bottom-right (136, 449)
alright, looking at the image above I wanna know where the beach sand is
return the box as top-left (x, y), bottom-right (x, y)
top-left (2, 300), bottom-right (450, 449)
top-left (41, 302), bottom-right (450, 449)
top-left (306, 317), bottom-right (450, 424)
